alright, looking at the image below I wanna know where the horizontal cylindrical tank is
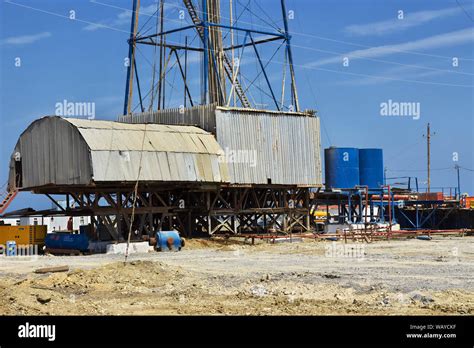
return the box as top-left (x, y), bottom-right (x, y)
top-left (324, 147), bottom-right (360, 189)
top-left (155, 231), bottom-right (183, 251)
top-left (45, 233), bottom-right (89, 251)
top-left (359, 148), bottom-right (384, 189)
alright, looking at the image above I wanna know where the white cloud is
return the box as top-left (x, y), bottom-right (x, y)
top-left (83, 3), bottom-right (172, 32)
top-left (1, 31), bottom-right (51, 45)
top-left (337, 65), bottom-right (447, 86)
top-left (307, 28), bottom-right (474, 67)
top-left (345, 7), bottom-right (461, 36)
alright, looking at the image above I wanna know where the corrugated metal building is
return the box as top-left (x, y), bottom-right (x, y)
top-left (119, 105), bottom-right (322, 186)
top-left (8, 116), bottom-right (230, 190)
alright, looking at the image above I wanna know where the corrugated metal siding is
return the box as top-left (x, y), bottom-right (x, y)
top-left (9, 116), bottom-right (230, 189)
top-left (71, 118), bottom-right (230, 183)
top-left (215, 110), bottom-right (322, 186)
top-left (118, 104), bottom-right (217, 133)
top-left (64, 118), bottom-right (229, 183)
top-left (9, 117), bottom-right (92, 189)
top-left (119, 107), bottom-right (323, 186)
top-left (89, 152), bottom-right (226, 182)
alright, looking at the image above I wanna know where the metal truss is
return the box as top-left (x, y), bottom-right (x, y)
top-left (44, 186), bottom-right (312, 241)
top-left (124, 0), bottom-right (300, 114)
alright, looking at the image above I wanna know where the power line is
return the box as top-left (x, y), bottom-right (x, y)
top-left (455, 0), bottom-right (474, 22)
top-left (91, 0), bottom-right (474, 62)
top-left (8, 0), bottom-right (473, 105)
top-left (5, 0), bottom-right (130, 34)
top-left (10, 0), bottom-right (472, 87)
top-left (387, 167), bottom-right (454, 172)
top-left (274, 60), bottom-right (474, 88)
top-left (289, 43), bottom-right (474, 77)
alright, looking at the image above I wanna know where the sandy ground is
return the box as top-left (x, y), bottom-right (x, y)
top-left (0, 236), bottom-right (473, 315)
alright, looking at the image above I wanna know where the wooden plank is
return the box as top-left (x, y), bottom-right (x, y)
top-left (34, 265), bottom-right (69, 274)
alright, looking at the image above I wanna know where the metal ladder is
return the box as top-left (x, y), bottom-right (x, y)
top-left (182, 0), bottom-right (250, 107)
top-left (0, 182), bottom-right (17, 214)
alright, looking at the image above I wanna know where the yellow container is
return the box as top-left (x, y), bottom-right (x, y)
top-left (0, 225), bottom-right (47, 246)
top-left (466, 197), bottom-right (474, 209)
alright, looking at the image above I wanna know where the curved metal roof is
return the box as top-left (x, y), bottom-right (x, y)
top-left (9, 116), bottom-right (230, 190)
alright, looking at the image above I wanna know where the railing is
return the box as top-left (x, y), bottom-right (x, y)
top-left (417, 186), bottom-right (459, 200)
top-left (0, 181), bottom-right (18, 214)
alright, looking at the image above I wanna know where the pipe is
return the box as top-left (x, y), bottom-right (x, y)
top-left (383, 185), bottom-right (392, 234)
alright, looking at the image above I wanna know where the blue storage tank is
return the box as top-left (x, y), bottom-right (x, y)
top-left (156, 231), bottom-right (183, 251)
top-left (359, 148), bottom-right (384, 189)
top-left (45, 233), bottom-right (89, 251)
top-left (324, 147), bottom-right (360, 189)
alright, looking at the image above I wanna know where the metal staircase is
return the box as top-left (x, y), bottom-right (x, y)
top-left (182, 0), bottom-right (250, 107)
top-left (0, 182), bottom-right (17, 215)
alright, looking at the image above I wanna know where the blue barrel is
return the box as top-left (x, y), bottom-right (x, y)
top-left (45, 233), bottom-right (89, 251)
top-left (324, 147), bottom-right (360, 189)
top-left (156, 231), bottom-right (183, 251)
top-left (6, 241), bottom-right (17, 256)
top-left (359, 148), bottom-right (384, 189)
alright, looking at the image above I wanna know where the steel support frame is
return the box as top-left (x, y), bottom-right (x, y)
top-left (126, 0), bottom-right (295, 112)
top-left (396, 201), bottom-right (459, 230)
top-left (43, 186), bottom-right (312, 241)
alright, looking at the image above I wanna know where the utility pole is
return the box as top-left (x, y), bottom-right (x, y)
top-left (455, 164), bottom-right (461, 199)
top-left (427, 123), bottom-right (431, 193)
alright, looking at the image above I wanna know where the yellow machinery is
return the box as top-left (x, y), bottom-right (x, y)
top-left (312, 210), bottom-right (329, 221)
top-left (309, 207), bottom-right (329, 232)
top-left (0, 225), bottom-right (47, 246)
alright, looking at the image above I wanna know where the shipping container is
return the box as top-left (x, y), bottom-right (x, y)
top-left (45, 233), bottom-right (90, 252)
top-left (464, 197), bottom-right (474, 209)
top-left (416, 192), bottom-right (444, 201)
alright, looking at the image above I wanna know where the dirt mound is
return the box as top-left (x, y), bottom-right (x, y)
top-left (0, 261), bottom-right (186, 315)
top-left (0, 237), bottom-right (472, 315)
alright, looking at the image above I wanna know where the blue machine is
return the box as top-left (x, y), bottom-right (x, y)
top-left (155, 231), bottom-right (184, 251)
top-left (324, 147), bottom-right (360, 189)
top-left (45, 233), bottom-right (89, 251)
top-left (359, 148), bottom-right (384, 189)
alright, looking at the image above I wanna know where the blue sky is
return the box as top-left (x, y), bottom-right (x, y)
top-left (0, 0), bottom-right (473, 212)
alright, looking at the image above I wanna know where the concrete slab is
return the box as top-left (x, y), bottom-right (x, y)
top-left (272, 237), bottom-right (303, 244)
top-left (88, 241), bottom-right (111, 253)
top-left (106, 242), bottom-right (153, 255)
